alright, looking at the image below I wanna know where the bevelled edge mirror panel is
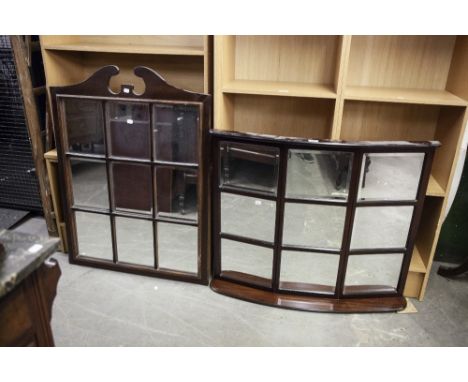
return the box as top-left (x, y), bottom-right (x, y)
top-left (286, 149), bottom-right (353, 200)
top-left (279, 251), bottom-right (339, 294)
top-left (157, 222), bottom-right (198, 274)
top-left (282, 203), bottom-right (346, 249)
top-left (107, 101), bottom-right (151, 160)
top-left (220, 141), bottom-right (279, 195)
top-left (52, 66), bottom-right (210, 285)
top-left (70, 158), bottom-right (109, 210)
top-left (153, 103), bottom-right (199, 164)
top-left (63, 98), bottom-right (105, 156)
top-left (344, 253), bottom-right (405, 294)
top-left (351, 206), bottom-right (414, 250)
top-left (358, 153), bottom-right (425, 201)
top-left (115, 217), bottom-right (154, 267)
top-left (221, 192), bottom-right (276, 243)
top-left (155, 167), bottom-right (198, 222)
top-left (210, 130), bottom-right (439, 313)
top-left (221, 239), bottom-right (274, 285)
top-left (75, 211), bottom-right (112, 261)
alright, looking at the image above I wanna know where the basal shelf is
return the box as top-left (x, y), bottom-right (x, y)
top-left (410, 246), bottom-right (427, 274)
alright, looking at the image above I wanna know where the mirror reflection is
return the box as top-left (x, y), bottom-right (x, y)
top-left (344, 253), bottom-right (404, 292)
top-left (70, 158), bottom-right (108, 209)
top-left (107, 102), bottom-right (150, 159)
top-left (153, 104), bottom-right (199, 164)
top-left (280, 251), bottom-right (339, 291)
top-left (358, 153), bottom-right (425, 201)
top-left (221, 193), bottom-right (276, 242)
top-left (64, 98), bottom-right (105, 155)
top-left (286, 150), bottom-right (353, 200)
top-left (75, 211), bottom-right (112, 260)
top-left (351, 206), bottom-right (413, 249)
top-left (116, 217), bottom-right (154, 267)
top-left (157, 222), bottom-right (198, 273)
top-left (111, 163), bottom-right (152, 214)
top-left (156, 167), bottom-right (198, 221)
top-left (282, 203), bottom-right (346, 249)
top-left (221, 239), bottom-right (273, 281)
top-left (220, 142), bottom-right (279, 194)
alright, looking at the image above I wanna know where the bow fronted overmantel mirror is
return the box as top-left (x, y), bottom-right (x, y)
top-left (51, 66), bottom-right (211, 284)
top-left (210, 131), bottom-right (439, 313)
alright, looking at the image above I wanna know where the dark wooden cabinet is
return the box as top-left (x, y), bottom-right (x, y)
top-left (0, 259), bottom-right (61, 346)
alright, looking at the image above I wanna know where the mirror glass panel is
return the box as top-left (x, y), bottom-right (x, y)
top-left (221, 193), bottom-right (276, 242)
top-left (220, 142), bottom-right (279, 194)
top-left (70, 158), bottom-right (108, 209)
top-left (280, 251), bottom-right (339, 292)
top-left (153, 103), bottom-right (199, 164)
top-left (344, 253), bottom-right (404, 293)
top-left (155, 167), bottom-right (198, 221)
top-left (111, 163), bottom-right (152, 215)
top-left (358, 153), bottom-right (425, 201)
top-left (63, 98), bottom-right (105, 155)
top-left (351, 206), bottom-right (413, 249)
top-left (116, 217), bottom-right (154, 267)
top-left (157, 222), bottom-right (198, 273)
top-left (282, 203), bottom-right (346, 249)
top-left (221, 239), bottom-right (273, 282)
top-left (286, 149), bottom-right (353, 200)
top-left (75, 211), bottom-right (112, 260)
top-left (107, 102), bottom-right (150, 159)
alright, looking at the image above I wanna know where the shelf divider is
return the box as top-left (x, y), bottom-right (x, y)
top-left (344, 86), bottom-right (467, 107)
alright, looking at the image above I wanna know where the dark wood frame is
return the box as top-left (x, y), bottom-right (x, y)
top-left (210, 131), bottom-right (439, 313)
top-left (50, 66), bottom-right (211, 285)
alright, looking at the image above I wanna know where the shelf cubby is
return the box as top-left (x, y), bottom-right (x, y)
top-left (345, 36), bottom-right (468, 106)
top-left (219, 93), bottom-right (334, 139)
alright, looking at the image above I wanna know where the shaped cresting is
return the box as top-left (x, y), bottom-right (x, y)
top-left (210, 131), bottom-right (439, 313)
top-left (51, 66), bottom-right (211, 284)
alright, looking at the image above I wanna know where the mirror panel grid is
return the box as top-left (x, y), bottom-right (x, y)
top-left (358, 153), bottom-right (425, 201)
top-left (280, 251), bottom-right (339, 293)
top-left (221, 239), bottom-right (273, 283)
top-left (220, 142), bottom-right (279, 195)
top-left (286, 149), bottom-right (353, 200)
top-left (75, 211), bottom-right (113, 261)
top-left (116, 217), bottom-right (154, 267)
top-left (351, 206), bottom-right (414, 250)
top-left (344, 253), bottom-right (404, 294)
top-left (221, 192), bottom-right (276, 242)
top-left (107, 101), bottom-right (151, 160)
top-left (282, 203), bottom-right (346, 249)
top-left (157, 222), bottom-right (198, 273)
top-left (153, 103), bottom-right (199, 164)
top-left (111, 162), bottom-right (152, 215)
top-left (63, 98), bottom-right (105, 156)
top-left (155, 167), bottom-right (198, 221)
top-left (70, 158), bottom-right (109, 210)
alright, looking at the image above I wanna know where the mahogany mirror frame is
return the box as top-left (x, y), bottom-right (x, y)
top-left (210, 130), bottom-right (439, 313)
top-left (51, 66), bottom-right (211, 285)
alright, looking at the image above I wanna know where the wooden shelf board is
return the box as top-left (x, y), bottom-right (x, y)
top-left (222, 80), bottom-right (337, 99)
top-left (410, 247), bottom-right (427, 274)
top-left (44, 149), bottom-right (57, 161)
top-left (427, 175), bottom-right (446, 197)
top-left (344, 86), bottom-right (468, 106)
top-left (43, 43), bottom-right (205, 56)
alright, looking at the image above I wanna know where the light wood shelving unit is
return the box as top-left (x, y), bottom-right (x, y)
top-left (214, 35), bottom-right (468, 300)
top-left (40, 35), bottom-right (211, 94)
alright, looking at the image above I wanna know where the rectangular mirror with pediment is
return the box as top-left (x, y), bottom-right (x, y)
top-left (52, 66), bottom-right (210, 284)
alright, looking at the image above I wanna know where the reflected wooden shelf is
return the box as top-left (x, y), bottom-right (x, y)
top-left (410, 247), bottom-right (427, 274)
top-left (222, 80), bottom-right (337, 99)
top-left (426, 175), bottom-right (446, 197)
top-left (344, 86), bottom-right (467, 107)
top-left (42, 43), bottom-right (205, 56)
